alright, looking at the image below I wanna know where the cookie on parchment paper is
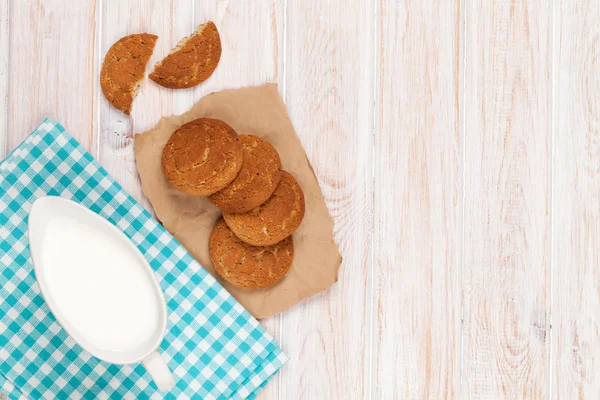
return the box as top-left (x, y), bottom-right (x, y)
top-left (100, 33), bottom-right (158, 115)
top-left (209, 219), bottom-right (294, 290)
top-left (149, 21), bottom-right (221, 89)
top-left (209, 135), bottom-right (282, 213)
top-left (161, 118), bottom-right (244, 196)
top-left (223, 171), bottom-right (305, 246)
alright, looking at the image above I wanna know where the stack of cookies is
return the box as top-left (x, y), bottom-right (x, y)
top-left (161, 118), bottom-right (305, 290)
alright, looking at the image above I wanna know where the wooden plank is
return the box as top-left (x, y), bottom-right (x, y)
top-left (95, 0), bottom-right (195, 210)
top-left (8, 0), bottom-right (96, 150)
top-left (191, 1), bottom-right (283, 101)
top-left (4, 5), bottom-right (94, 400)
top-left (462, 1), bottom-right (550, 397)
top-left (374, 0), bottom-right (461, 398)
top-left (552, 1), bottom-right (600, 398)
top-left (278, 1), bottom-right (374, 398)
top-left (190, 3), bottom-right (284, 399)
top-left (0, 0), bottom-right (8, 158)
top-left (97, 1), bottom-right (284, 398)
top-left (0, 0), bottom-right (5, 381)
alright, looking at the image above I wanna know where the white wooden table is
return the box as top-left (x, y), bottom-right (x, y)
top-left (1, 0), bottom-right (599, 398)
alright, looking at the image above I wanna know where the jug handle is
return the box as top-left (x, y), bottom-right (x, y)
top-left (142, 350), bottom-right (175, 391)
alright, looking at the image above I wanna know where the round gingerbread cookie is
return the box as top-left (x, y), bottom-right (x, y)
top-left (161, 118), bottom-right (244, 196)
top-left (209, 219), bottom-right (294, 289)
top-left (223, 171), bottom-right (305, 246)
top-left (209, 135), bottom-right (282, 213)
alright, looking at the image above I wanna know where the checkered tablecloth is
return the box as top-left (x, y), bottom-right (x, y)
top-left (0, 119), bottom-right (288, 399)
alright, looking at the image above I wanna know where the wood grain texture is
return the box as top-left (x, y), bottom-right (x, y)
top-left (0, 0), bottom-right (8, 158)
top-left (2, 2), bottom-right (96, 399)
top-left (192, 1), bottom-right (282, 101)
top-left (552, 1), bottom-right (600, 398)
top-left (95, 0), bottom-right (192, 211)
top-left (278, 1), bottom-right (374, 399)
top-left (0, 0), bottom-right (7, 383)
top-left (463, 0), bottom-right (550, 398)
top-left (98, 1), bottom-right (283, 397)
top-left (374, 0), bottom-right (462, 398)
top-left (188, 3), bottom-right (284, 399)
top-left (7, 0), bottom-right (96, 151)
top-left (0, 1), bottom-right (7, 395)
top-left (5, 1), bottom-right (600, 399)
top-left (0, 2), bottom-right (6, 396)
top-left (185, 2), bottom-right (285, 399)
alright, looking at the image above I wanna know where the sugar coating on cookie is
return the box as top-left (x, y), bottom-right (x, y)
top-left (149, 22), bottom-right (221, 89)
top-left (223, 171), bottom-right (305, 246)
top-left (161, 118), bottom-right (244, 196)
top-left (209, 219), bottom-right (294, 289)
top-left (100, 33), bottom-right (158, 115)
top-left (209, 135), bottom-right (282, 213)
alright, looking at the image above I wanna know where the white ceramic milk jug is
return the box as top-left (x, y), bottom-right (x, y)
top-left (28, 196), bottom-right (175, 391)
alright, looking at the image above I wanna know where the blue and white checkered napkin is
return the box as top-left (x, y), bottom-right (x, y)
top-left (0, 119), bottom-right (288, 399)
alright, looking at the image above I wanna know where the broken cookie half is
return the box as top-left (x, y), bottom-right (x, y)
top-left (149, 21), bottom-right (222, 89)
top-left (100, 33), bottom-right (158, 115)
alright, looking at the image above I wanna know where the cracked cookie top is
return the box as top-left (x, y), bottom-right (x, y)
top-left (100, 33), bottom-right (158, 115)
top-left (209, 219), bottom-right (294, 289)
top-left (209, 135), bottom-right (282, 213)
top-left (161, 118), bottom-right (244, 196)
top-left (223, 171), bottom-right (305, 246)
top-left (149, 21), bottom-right (221, 89)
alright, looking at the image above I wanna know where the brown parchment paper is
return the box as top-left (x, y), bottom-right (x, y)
top-left (134, 83), bottom-right (342, 319)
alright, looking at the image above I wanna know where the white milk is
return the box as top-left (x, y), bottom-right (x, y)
top-left (40, 215), bottom-right (159, 352)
